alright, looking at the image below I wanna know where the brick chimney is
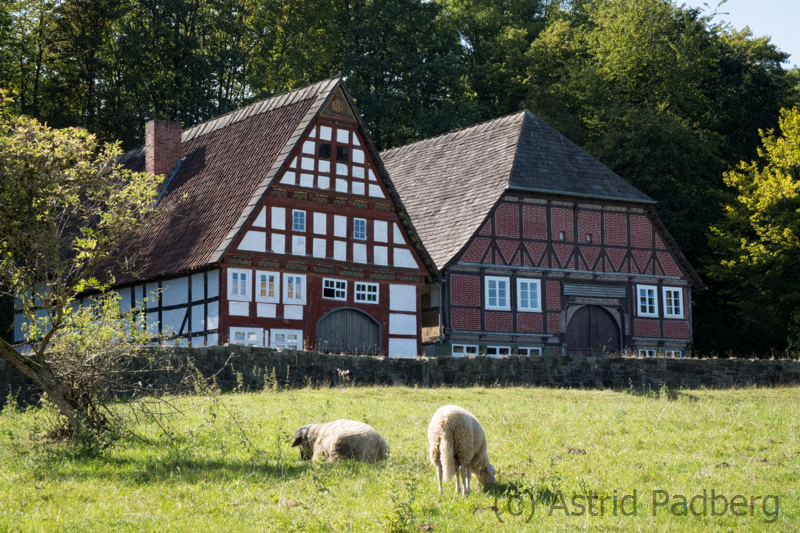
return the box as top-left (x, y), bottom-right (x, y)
top-left (145, 120), bottom-right (182, 187)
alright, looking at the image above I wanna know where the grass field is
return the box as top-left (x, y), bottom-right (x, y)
top-left (0, 385), bottom-right (798, 532)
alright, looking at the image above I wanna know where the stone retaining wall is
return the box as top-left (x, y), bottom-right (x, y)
top-left (2, 347), bottom-right (799, 407)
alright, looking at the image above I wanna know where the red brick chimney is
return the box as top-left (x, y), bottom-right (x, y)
top-left (145, 120), bottom-right (182, 187)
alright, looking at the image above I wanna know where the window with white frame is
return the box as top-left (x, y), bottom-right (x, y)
top-left (230, 327), bottom-right (263, 347)
top-left (485, 276), bottom-right (510, 310)
top-left (292, 210), bottom-right (306, 232)
top-left (638, 349), bottom-right (656, 358)
top-left (353, 218), bottom-right (366, 240)
top-left (228, 269), bottom-right (251, 301)
top-left (664, 350), bottom-right (683, 358)
top-left (637, 285), bottom-right (658, 317)
top-left (255, 271), bottom-right (279, 303)
top-left (486, 346), bottom-right (511, 357)
top-left (452, 344), bottom-right (479, 357)
top-left (663, 287), bottom-right (684, 318)
top-left (355, 282), bottom-right (379, 303)
top-left (272, 329), bottom-right (302, 350)
top-left (283, 274), bottom-right (306, 305)
top-left (323, 279), bottom-right (347, 301)
top-left (518, 347), bottom-right (542, 356)
top-left (517, 279), bottom-right (541, 312)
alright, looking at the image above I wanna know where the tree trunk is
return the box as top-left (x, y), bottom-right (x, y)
top-left (0, 338), bottom-right (86, 436)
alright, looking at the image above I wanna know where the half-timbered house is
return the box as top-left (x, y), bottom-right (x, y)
top-left (382, 110), bottom-right (704, 358)
top-left (12, 77), bottom-right (436, 357)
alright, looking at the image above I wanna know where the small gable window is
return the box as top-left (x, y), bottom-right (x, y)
top-left (323, 279), bottom-right (347, 301)
top-left (228, 269), bottom-right (251, 302)
top-left (663, 287), bottom-right (684, 318)
top-left (485, 276), bottom-right (510, 310)
top-left (337, 146), bottom-right (349, 162)
top-left (355, 282), bottom-right (379, 303)
top-left (319, 143), bottom-right (331, 159)
top-left (353, 219), bottom-right (366, 240)
top-left (637, 285), bottom-right (658, 317)
top-left (293, 210), bottom-right (306, 232)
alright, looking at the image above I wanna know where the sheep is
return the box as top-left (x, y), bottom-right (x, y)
top-left (427, 405), bottom-right (496, 495)
top-left (291, 419), bottom-right (389, 462)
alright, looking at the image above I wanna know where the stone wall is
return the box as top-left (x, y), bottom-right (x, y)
top-left (2, 347), bottom-right (799, 408)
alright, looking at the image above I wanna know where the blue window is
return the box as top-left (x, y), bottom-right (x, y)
top-left (293, 210), bottom-right (306, 232)
top-left (354, 218), bottom-right (366, 240)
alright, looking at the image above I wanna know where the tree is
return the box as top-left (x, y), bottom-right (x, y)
top-left (709, 108), bottom-right (800, 352)
top-left (0, 105), bottom-right (162, 436)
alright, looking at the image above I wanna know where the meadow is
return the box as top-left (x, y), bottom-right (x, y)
top-left (0, 385), bottom-right (797, 532)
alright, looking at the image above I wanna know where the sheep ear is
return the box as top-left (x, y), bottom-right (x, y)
top-left (291, 437), bottom-right (303, 447)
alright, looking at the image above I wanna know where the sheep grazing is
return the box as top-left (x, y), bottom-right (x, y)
top-left (427, 405), bottom-right (496, 495)
top-left (291, 419), bottom-right (389, 462)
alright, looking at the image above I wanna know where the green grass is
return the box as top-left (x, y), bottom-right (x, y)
top-left (1, 385), bottom-right (798, 532)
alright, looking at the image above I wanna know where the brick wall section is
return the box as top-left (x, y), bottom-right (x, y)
top-left (451, 308), bottom-right (481, 330)
top-left (578, 211), bottom-right (601, 243)
top-left (495, 203), bottom-right (520, 238)
top-left (657, 252), bottom-right (682, 277)
top-left (634, 319), bottom-right (660, 337)
top-left (546, 281), bottom-right (561, 310)
top-left (450, 275), bottom-right (480, 307)
top-left (523, 206), bottom-right (547, 240)
top-left (4, 347), bottom-right (800, 408)
top-left (547, 313), bottom-right (561, 334)
top-left (550, 208), bottom-right (574, 241)
top-left (485, 311), bottom-right (513, 332)
top-left (630, 216), bottom-right (653, 249)
top-left (517, 313), bottom-right (543, 333)
top-left (604, 213), bottom-right (627, 246)
top-left (461, 238), bottom-right (489, 263)
top-left (663, 321), bottom-right (690, 339)
top-left (497, 240), bottom-right (519, 264)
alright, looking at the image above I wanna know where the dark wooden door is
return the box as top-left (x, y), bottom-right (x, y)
top-left (317, 309), bottom-right (381, 354)
top-left (566, 306), bottom-right (620, 356)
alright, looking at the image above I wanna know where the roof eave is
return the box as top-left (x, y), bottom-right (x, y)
top-left (505, 185), bottom-right (657, 205)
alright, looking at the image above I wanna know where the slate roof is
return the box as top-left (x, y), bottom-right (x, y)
top-left (382, 110), bottom-right (652, 270)
top-left (114, 76), bottom-right (438, 285)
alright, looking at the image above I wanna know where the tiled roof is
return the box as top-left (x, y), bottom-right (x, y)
top-left (381, 110), bottom-right (654, 270)
top-left (114, 78), bottom-right (339, 284)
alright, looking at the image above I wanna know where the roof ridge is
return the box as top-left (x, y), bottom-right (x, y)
top-left (181, 75), bottom-right (342, 143)
top-left (382, 110), bottom-right (526, 156)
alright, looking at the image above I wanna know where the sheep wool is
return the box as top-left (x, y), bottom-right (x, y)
top-left (291, 419), bottom-right (389, 462)
top-left (428, 405), bottom-right (496, 495)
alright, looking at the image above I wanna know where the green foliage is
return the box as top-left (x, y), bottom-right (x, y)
top-left (710, 108), bottom-right (800, 351)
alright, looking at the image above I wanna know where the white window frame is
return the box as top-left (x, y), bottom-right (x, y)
top-left (255, 271), bottom-right (280, 303)
top-left (452, 344), bottom-right (479, 357)
top-left (638, 349), bottom-right (656, 358)
top-left (486, 346), bottom-right (511, 358)
top-left (229, 327), bottom-right (263, 347)
top-left (662, 287), bottom-right (684, 318)
top-left (355, 282), bottom-right (379, 304)
top-left (664, 349), bottom-right (683, 358)
top-left (516, 278), bottom-right (542, 312)
top-left (271, 329), bottom-right (303, 350)
top-left (636, 285), bottom-right (658, 317)
top-left (353, 218), bottom-right (367, 240)
top-left (485, 276), bottom-right (511, 310)
top-left (227, 268), bottom-right (251, 302)
top-left (518, 347), bottom-right (542, 356)
top-left (283, 273), bottom-right (307, 305)
top-left (292, 210), bottom-right (306, 232)
top-left (322, 278), bottom-right (347, 301)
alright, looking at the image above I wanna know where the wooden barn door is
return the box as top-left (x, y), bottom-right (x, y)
top-left (317, 309), bottom-right (381, 354)
top-left (566, 306), bottom-right (620, 356)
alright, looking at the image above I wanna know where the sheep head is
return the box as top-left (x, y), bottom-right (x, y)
top-left (291, 425), bottom-right (313, 460)
top-left (475, 464), bottom-right (496, 487)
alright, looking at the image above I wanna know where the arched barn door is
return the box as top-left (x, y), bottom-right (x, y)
top-left (317, 309), bottom-right (381, 355)
top-left (566, 306), bottom-right (620, 356)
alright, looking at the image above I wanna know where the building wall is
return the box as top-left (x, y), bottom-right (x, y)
top-left (438, 192), bottom-right (695, 357)
top-left (218, 114), bottom-right (429, 357)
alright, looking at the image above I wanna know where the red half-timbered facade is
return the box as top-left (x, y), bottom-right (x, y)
top-left (383, 111), bottom-right (704, 358)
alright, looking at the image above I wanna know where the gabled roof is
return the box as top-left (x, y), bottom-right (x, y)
top-left (381, 110), bottom-right (654, 270)
top-left (115, 76), bottom-right (438, 284)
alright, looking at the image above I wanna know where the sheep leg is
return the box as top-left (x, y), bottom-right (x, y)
top-left (436, 461), bottom-right (443, 495)
top-left (454, 467), bottom-right (461, 496)
top-left (461, 465), bottom-right (470, 495)
top-left (465, 465), bottom-right (472, 495)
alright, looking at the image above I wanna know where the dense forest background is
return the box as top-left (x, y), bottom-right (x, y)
top-left (1, 0), bottom-right (799, 355)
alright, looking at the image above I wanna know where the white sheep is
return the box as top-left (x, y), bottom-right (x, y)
top-left (291, 419), bottom-right (389, 462)
top-left (427, 405), bottom-right (496, 495)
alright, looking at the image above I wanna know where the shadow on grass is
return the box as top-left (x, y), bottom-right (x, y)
top-left (622, 384), bottom-right (699, 402)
